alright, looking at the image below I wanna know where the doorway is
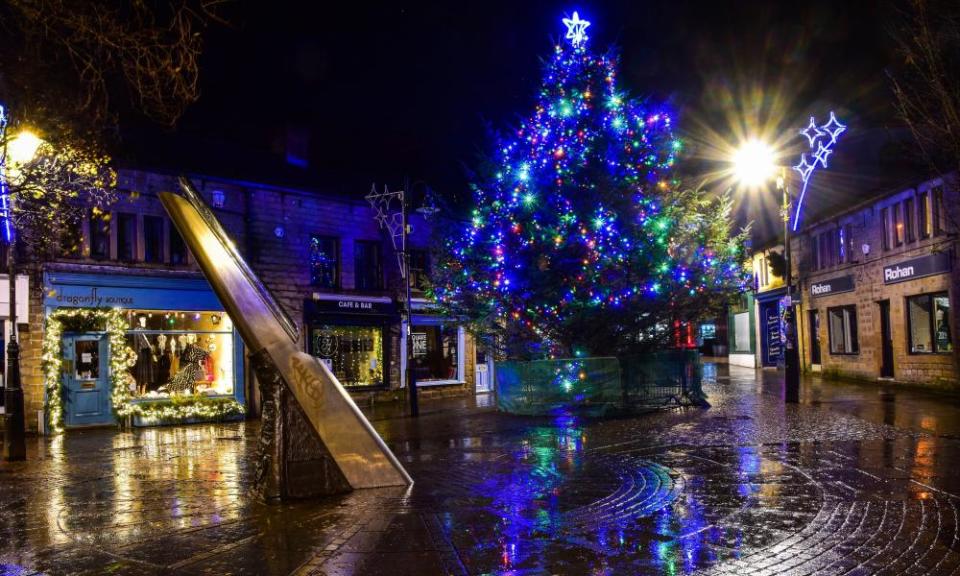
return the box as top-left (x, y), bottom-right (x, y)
top-left (475, 348), bottom-right (493, 393)
top-left (63, 334), bottom-right (113, 427)
top-left (879, 300), bottom-right (895, 378)
top-left (808, 310), bottom-right (822, 367)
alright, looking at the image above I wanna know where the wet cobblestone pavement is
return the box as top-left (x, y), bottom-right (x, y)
top-left (4, 363), bottom-right (960, 575)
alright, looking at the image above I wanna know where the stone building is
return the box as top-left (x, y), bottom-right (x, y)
top-left (6, 168), bottom-right (482, 432)
top-left (793, 174), bottom-right (960, 388)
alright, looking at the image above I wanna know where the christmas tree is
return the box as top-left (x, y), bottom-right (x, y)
top-left (433, 12), bottom-right (748, 358)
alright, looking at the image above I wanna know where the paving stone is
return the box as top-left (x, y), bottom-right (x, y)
top-left (3, 365), bottom-right (960, 574)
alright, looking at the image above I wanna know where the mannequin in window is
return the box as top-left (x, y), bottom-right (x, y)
top-left (131, 315), bottom-right (156, 395)
top-left (154, 334), bottom-right (171, 391)
top-left (203, 336), bottom-right (216, 384)
top-left (169, 337), bottom-right (180, 375)
top-left (164, 333), bottom-right (209, 394)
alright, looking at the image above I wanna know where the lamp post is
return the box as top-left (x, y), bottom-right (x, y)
top-left (1, 106), bottom-right (42, 460)
top-left (732, 140), bottom-right (800, 403)
top-left (366, 180), bottom-right (439, 418)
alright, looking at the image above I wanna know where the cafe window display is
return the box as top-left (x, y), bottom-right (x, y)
top-left (126, 310), bottom-right (235, 398)
top-left (310, 324), bottom-right (384, 387)
top-left (411, 324), bottom-right (460, 383)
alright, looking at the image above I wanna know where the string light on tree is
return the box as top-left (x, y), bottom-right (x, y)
top-left (433, 12), bottom-right (748, 358)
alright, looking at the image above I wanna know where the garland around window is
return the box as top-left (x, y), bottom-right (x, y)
top-left (42, 307), bottom-right (244, 433)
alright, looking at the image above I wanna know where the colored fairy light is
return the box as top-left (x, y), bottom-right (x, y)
top-left (562, 11), bottom-right (591, 47)
top-left (792, 111), bottom-right (846, 231)
top-left (431, 12), bottom-right (748, 357)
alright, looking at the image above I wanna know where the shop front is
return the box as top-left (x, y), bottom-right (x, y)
top-left (304, 294), bottom-right (397, 389)
top-left (403, 299), bottom-right (466, 387)
top-left (756, 288), bottom-right (786, 368)
top-left (43, 270), bottom-right (245, 430)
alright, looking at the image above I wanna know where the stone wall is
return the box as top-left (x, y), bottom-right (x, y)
top-left (17, 168), bottom-right (474, 432)
top-left (796, 176), bottom-right (960, 389)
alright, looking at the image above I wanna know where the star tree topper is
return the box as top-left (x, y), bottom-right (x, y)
top-left (562, 11), bottom-right (591, 47)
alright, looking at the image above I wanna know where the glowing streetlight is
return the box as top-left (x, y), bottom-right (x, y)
top-left (0, 120), bottom-right (44, 462)
top-left (729, 137), bottom-right (800, 403)
top-left (6, 129), bottom-right (43, 166)
top-left (732, 138), bottom-right (776, 188)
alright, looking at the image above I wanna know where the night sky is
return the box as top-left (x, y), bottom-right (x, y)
top-left (124, 0), bottom-right (901, 219)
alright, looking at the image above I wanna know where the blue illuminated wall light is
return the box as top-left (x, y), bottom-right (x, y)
top-left (0, 104), bottom-right (14, 243)
top-left (792, 111), bottom-right (846, 231)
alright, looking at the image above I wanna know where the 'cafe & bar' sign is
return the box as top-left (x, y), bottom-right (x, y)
top-left (883, 252), bottom-right (952, 285)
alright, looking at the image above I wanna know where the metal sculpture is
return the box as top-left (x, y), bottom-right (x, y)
top-left (160, 177), bottom-right (412, 500)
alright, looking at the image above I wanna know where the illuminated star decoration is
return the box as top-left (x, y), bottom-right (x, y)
top-left (562, 11), bottom-right (591, 47)
top-left (791, 111), bottom-right (846, 231)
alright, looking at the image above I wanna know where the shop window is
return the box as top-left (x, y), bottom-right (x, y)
top-left (827, 305), bottom-right (858, 355)
top-left (90, 209), bottom-right (110, 260)
top-left (143, 215), bottom-right (164, 263)
top-left (60, 216), bottom-right (84, 258)
top-left (845, 224), bottom-right (854, 261)
top-left (838, 226), bottom-right (846, 263)
top-left (904, 198), bottom-right (915, 243)
top-left (170, 224), bottom-right (188, 265)
top-left (117, 212), bottom-right (137, 261)
top-left (354, 240), bottom-right (383, 290)
top-left (411, 324), bottom-right (459, 382)
top-left (124, 310), bottom-right (235, 398)
top-left (893, 202), bottom-right (904, 246)
top-left (919, 191), bottom-right (931, 238)
top-left (409, 249), bottom-right (430, 292)
top-left (933, 186), bottom-right (945, 235)
top-left (810, 235), bottom-right (820, 271)
top-left (310, 235), bottom-right (339, 289)
top-left (881, 207), bottom-right (890, 250)
top-left (816, 229), bottom-right (839, 268)
top-left (310, 325), bottom-right (384, 387)
top-left (908, 292), bottom-right (952, 354)
top-left (733, 312), bottom-right (751, 353)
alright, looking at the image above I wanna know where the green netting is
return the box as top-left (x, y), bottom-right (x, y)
top-left (495, 352), bottom-right (706, 416)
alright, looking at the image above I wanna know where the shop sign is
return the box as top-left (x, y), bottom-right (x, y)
top-left (309, 297), bottom-right (396, 316)
top-left (763, 303), bottom-right (781, 365)
top-left (44, 274), bottom-right (223, 311)
top-left (883, 252), bottom-right (952, 284)
top-left (411, 332), bottom-right (428, 358)
top-left (810, 275), bottom-right (855, 297)
top-left (47, 285), bottom-right (135, 307)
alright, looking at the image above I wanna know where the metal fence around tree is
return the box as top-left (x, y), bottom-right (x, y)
top-left (495, 351), bottom-right (707, 416)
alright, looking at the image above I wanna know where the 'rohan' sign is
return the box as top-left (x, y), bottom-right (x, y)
top-left (809, 275), bottom-right (855, 298)
top-left (883, 252), bottom-right (952, 284)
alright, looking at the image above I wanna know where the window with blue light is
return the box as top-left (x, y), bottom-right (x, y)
top-left (310, 235), bottom-right (339, 289)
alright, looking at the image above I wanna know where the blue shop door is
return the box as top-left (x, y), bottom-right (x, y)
top-left (63, 334), bottom-right (114, 427)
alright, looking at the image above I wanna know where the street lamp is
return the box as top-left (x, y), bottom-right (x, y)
top-left (366, 179), bottom-right (439, 418)
top-left (1, 109), bottom-right (43, 460)
top-left (731, 138), bottom-right (801, 403)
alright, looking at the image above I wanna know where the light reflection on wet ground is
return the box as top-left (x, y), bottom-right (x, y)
top-left (3, 364), bottom-right (960, 575)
